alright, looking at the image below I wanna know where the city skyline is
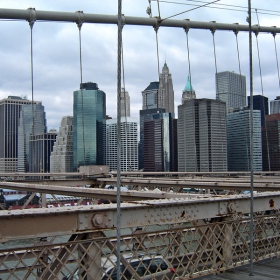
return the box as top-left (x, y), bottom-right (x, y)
top-left (0, 1), bottom-right (278, 130)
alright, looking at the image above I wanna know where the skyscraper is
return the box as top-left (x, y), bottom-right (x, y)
top-left (158, 62), bottom-right (175, 114)
top-left (139, 107), bottom-right (166, 170)
top-left (182, 76), bottom-right (196, 103)
top-left (227, 108), bottom-right (262, 171)
top-left (105, 117), bottom-right (138, 171)
top-left (18, 103), bottom-right (47, 172)
top-left (120, 89), bottom-right (130, 117)
top-left (216, 71), bottom-right (246, 113)
top-left (73, 82), bottom-right (106, 171)
top-left (178, 98), bottom-right (227, 172)
top-left (142, 82), bottom-right (159, 110)
top-left (50, 116), bottom-right (74, 175)
top-left (270, 96), bottom-right (280, 114)
top-left (143, 112), bottom-right (177, 172)
top-left (247, 95), bottom-right (268, 127)
top-left (262, 113), bottom-right (280, 171)
top-left (29, 130), bottom-right (57, 173)
top-left (0, 96), bottom-right (45, 173)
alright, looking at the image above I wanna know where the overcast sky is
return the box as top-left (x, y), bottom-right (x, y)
top-left (0, 0), bottom-right (279, 130)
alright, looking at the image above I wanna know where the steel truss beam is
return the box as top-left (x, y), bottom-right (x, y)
top-left (0, 8), bottom-right (279, 34)
top-left (1, 191), bottom-right (280, 241)
top-left (97, 177), bottom-right (280, 191)
top-left (0, 182), bottom-right (200, 200)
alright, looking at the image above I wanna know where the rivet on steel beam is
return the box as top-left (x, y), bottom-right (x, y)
top-left (92, 214), bottom-right (104, 227)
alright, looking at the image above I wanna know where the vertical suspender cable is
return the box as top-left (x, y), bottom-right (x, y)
top-left (28, 8), bottom-right (36, 177)
top-left (255, 10), bottom-right (270, 171)
top-left (28, 8), bottom-right (36, 140)
top-left (272, 33), bottom-right (280, 92)
top-left (121, 42), bottom-right (130, 171)
top-left (76, 11), bottom-right (86, 166)
top-left (155, 25), bottom-right (161, 82)
top-left (117, 1), bottom-right (123, 279)
top-left (185, 21), bottom-right (192, 89)
top-left (211, 23), bottom-right (219, 100)
top-left (248, 0), bottom-right (254, 276)
top-left (234, 28), bottom-right (249, 168)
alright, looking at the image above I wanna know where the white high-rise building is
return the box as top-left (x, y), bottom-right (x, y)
top-left (121, 89), bottom-right (130, 117)
top-left (216, 71), bottom-right (246, 113)
top-left (50, 116), bottom-right (74, 175)
top-left (105, 117), bottom-right (138, 171)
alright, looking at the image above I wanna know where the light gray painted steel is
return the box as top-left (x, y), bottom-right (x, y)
top-left (0, 8), bottom-right (279, 34)
top-left (0, 192), bottom-right (280, 240)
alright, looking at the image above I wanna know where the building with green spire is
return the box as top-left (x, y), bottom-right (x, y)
top-left (182, 76), bottom-right (196, 103)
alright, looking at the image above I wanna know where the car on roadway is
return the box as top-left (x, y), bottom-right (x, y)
top-left (63, 253), bottom-right (175, 280)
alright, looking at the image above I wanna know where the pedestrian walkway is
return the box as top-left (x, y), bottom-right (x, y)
top-left (196, 258), bottom-right (280, 279)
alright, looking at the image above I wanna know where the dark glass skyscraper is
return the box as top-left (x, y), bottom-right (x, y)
top-left (247, 95), bottom-right (268, 127)
top-left (73, 82), bottom-right (106, 171)
top-left (143, 112), bottom-right (177, 172)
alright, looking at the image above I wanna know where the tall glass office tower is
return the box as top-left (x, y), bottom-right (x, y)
top-left (216, 71), bottom-right (246, 113)
top-left (18, 103), bottom-right (47, 172)
top-left (73, 82), bottom-right (106, 171)
top-left (0, 96), bottom-right (45, 173)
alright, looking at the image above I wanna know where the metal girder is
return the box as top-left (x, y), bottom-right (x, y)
top-left (97, 177), bottom-right (280, 191)
top-left (0, 8), bottom-right (279, 34)
top-left (0, 192), bottom-right (280, 241)
top-left (0, 182), bottom-right (199, 201)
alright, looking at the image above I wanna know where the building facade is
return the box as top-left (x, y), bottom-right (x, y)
top-left (247, 95), bottom-right (268, 127)
top-left (158, 62), bottom-right (175, 114)
top-left (105, 117), bottom-right (138, 171)
top-left (0, 96), bottom-right (44, 173)
top-left (270, 96), bottom-right (280, 114)
top-left (50, 116), bottom-right (74, 175)
top-left (262, 114), bottom-right (280, 171)
top-left (29, 130), bottom-right (57, 173)
top-left (143, 112), bottom-right (177, 172)
top-left (139, 108), bottom-right (166, 170)
top-left (142, 82), bottom-right (159, 110)
top-left (120, 89), bottom-right (130, 117)
top-left (73, 82), bottom-right (106, 171)
top-left (178, 98), bottom-right (227, 172)
top-left (227, 109), bottom-right (262, 171)
top-left (18, 103), bottom-right (47, 172)
top-left (182, 76), bottom-right (196, 103)
top-left (216, 71), bottom-right (246, 113)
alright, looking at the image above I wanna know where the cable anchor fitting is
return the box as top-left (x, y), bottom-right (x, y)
top-left (75, 11), bottom-right (85, 30)
top-left (210, 21), bottom-right (216, 35)
top-left (153, 17), bottom-right (161, 33)
top-left (184, 19), bottom-right (190, 34)
top-left (253, 25), bottom-right (259, 37)
top-left (27, 7), bottom-right (36, 29)
top-left (271, 27), bottom-right (277, 38)
top-left (233, 23), bottom-right (239, 36)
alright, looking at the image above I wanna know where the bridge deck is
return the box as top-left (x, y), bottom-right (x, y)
top-left (197, 258), bottom-right (280, 279)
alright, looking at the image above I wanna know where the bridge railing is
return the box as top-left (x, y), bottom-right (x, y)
top-left (0, 209), bottom-right (279, 279)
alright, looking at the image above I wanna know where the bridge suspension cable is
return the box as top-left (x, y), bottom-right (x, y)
top-left (0, 8), bottom-right (280, 34)
top-left (76, 11), bottom-right (86, 167)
